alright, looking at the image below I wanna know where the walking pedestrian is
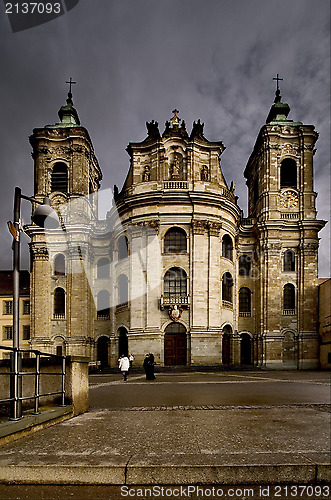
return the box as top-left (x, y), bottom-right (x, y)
top-left (119, 355), bottom-right (130, 381)
top-left (129, 353), bottom-right (134, 367)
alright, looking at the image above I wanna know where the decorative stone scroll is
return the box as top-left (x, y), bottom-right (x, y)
top-left (30, 244), bottom-right (49, 261)
top-left (300, 241), bottom-right (319, 256)
top-left (207, 222), bottom-right (222, 237)
top-left (192, 220), bottom-right (207, 235)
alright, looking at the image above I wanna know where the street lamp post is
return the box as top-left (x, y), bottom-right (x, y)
top-left (10, 187), bottom-right (59, 420)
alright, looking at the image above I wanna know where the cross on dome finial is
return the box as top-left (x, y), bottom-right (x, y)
top-left (66, 77), bottom-right (76, 102)
top-left (170, 109), bottom-right (181, 126)
top-left (273, 73), bottom-right (283, 103)
top-left (273, 73), bottom-right (283, 92)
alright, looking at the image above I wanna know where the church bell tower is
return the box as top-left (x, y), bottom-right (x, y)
top-left (244, 77), bottom-right (326, 368)
top-left (28, 82), bottom-right (102, 355)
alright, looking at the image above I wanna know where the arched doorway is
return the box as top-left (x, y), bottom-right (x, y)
top-left (282, 331), bottom-right (297, 367)
top-left (164, 323), bottom-right (187, 365)
top-left (240, 333), bottom-right (252, 365)
top-left (118, 327), bottom-right (128, 357)
top-left (54, 336), bottom-right (66, 356)
top-left (97, 336), bottom-right (109, 368)
top-left (222, 325), bottom-right (232, 365)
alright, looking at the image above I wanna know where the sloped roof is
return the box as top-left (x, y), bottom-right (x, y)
top-left (0, 270), bottom-right (30, 296)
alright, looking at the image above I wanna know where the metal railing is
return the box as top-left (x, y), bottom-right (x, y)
top-left (0, 345), bottom-right (66, 421)
top-left (163, 181), bottom-right (188, 189)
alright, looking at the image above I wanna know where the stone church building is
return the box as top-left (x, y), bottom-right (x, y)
top-left (26, 85), bottom-right (326, 369)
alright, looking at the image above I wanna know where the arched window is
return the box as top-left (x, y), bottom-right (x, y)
top-left (222, 235), bottom-right (233, 260)
top-left (239, 255), bottom-right (251, 276)
top-left (118, 235), bottom-right (128, 260)
top-left (280, 158), bottom-right (297, 189)
top-left (97, 257), bottom-right (110, 279)
top-left (54, 288), bottom-right (65, 318)
top-left (97, 290), bottom-right (110, 319)
top-left (283, 284), bottom-right (295, 313)
top-left (54, 254), bottom-right (65, 275)
top-left (118, 274), bottom-right (129, 304)
top-left (51, 162), bottom-right (68, 193)
top-left (283, 250), bottom-right (295, 272)
top-left (222, 272), bottom-right (233, 303)
top-left (164, 228), bottom-right (187, 254)
top-left (164, 267), bottom-right (187, 299)
top-left (239, 287), bottom-right (251, 315)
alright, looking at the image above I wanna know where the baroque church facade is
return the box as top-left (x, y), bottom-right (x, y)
top-left (26, 85), bottom-right (326, 369)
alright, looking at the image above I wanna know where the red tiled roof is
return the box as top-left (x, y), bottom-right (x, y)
top-left (0, 270), bottom-right (30, 296)
top-left (318, 278), bottom-right (330, 285)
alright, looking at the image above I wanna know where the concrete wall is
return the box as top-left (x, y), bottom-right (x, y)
top-left (319, 279), bottom-right (331, 369)
top-left (0, 355), bottom-right (89, 416)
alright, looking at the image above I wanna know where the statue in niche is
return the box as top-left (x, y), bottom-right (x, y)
top-left (142, 165), bottom-right (151, 182)
top-left (170, 155), bottom-right (182, 179)
top-left (201, 166), bottom-right (209, 181)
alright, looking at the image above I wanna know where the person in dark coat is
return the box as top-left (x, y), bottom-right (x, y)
top-left (143, 353), bottom-right (155, 380)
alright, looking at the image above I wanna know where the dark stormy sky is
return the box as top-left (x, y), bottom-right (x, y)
top-left (0, 0), bottom-right (330, 276)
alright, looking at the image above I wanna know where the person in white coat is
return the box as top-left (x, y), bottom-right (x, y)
top-left (119, 355), bottom-right (130, 381)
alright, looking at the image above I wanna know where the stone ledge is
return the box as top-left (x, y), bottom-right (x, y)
top-left (0, 455), bottom-right (329, 486)
top-left (0, 406), bottom-right (73, 446)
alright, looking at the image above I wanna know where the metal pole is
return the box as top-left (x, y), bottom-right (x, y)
top-left (61, 356), bottom-right (66, 407)
top-left (34, 352), bottom-right (40, 414)
top-left (10, 187), bottom-right (22, 419)
top-left (13, 187), bottom-right (21, 350)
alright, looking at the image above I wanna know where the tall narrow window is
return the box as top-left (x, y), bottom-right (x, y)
top-left (222, 272), bottom-right (233, 303)
top-left (23, 325), bottom-right (30, 340)
top-left (97, 257), bottom-right (110, 279)
top-left (222, 235), bottom-right (233, 260)
top-left (3, 326), bottom-right (13, 340)
top-left (239, 287), bottom-right (251, 316)
top-left (284, 250), bottom-right (295, 272)
top-left (253, 177), bottom-right (259, 206)
top-left (239, 255), bottom-right (251, 276)
top-left (164, 228), bottom-right (187, 254)
top-left (283, 284), bottom-right (295, 314)
top-left (97, 290), bottom-right (110, 319)
top-left (118, 236), bottom-right (129, 260)
top-left (164, 267), bottom-right (187, 299)
top-left (54, 288), bottom-right (65, 318)
top-left (54, 254), bottom-right (65, 275)
top-left (118, 274), bottom-right (129, 304)
top-left (51, 162), bottom-right (68, 193)
top-left (23, 300), bottom-right (30, 315)
top-left (4, 301), bottom-right (13, 315)
top-left (280, 159), bottom-right (297, 189)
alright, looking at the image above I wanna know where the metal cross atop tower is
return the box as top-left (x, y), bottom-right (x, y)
top-left (273, 73), bottom-right (283, 92)
top-left (170, 109), bottom-right (181, 125)
top-left (66, 77), bottom-right (76, 98)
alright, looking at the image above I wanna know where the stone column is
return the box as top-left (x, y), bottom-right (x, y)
top-left (30, 241), bottom-right (52, 351)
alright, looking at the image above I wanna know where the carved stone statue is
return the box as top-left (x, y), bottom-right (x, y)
top-left (142, 165), bottom-right (151, 182)
top-left (170, 156), bottom-right (182, 179)
top-left (201, 166), bottom-right (209, 181)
